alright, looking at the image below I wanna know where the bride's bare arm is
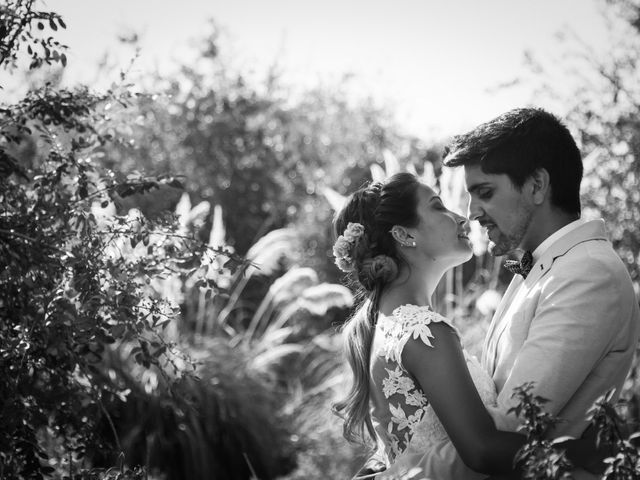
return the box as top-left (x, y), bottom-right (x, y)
top-left (401, 322), bottom-right (606, 476)
top-left (401, 322), bottom-right (524, 475)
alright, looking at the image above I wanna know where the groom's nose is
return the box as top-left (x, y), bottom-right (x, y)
top-left (467, 197), bottom-right (483, 221)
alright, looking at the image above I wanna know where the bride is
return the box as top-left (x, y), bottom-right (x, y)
top-left (331, 172), bottom-right (591, 479)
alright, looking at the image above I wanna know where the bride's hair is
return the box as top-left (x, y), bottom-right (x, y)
top-left (332, 172), bottom-right (420, 445)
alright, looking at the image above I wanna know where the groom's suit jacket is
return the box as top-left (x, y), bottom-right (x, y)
top-left (483, 219), bottom-right (639, 438)
top-left (379, 219), bottom-right (640, 480)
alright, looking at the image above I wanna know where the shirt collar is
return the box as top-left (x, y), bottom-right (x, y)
top-left (532, 218), bottom-right (586, 262)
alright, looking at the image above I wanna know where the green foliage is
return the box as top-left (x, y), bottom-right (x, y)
top-left (0, 2), bottom-right (242, 477)
top-left (14, 1), bottom-right (640, 478)
top-left (0, 85), bottom-right (220, 472)
top-left (95, 340), bottom-right (296, 480)
top-left (510, 384), bottom-right (640, 479)
top-left (88, 189), bottom-right (354, 478)
top-left (91, 23), bottom-right (436, 271)
top-left (588, 389), bottom-right (640, 479)
top-left (509, 383), bottom-right (573, 479)
top-left (0, 0), bottom-right (67, 74)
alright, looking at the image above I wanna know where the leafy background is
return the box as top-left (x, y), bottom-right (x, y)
top-left (1, 0), bottom-right (640, 478)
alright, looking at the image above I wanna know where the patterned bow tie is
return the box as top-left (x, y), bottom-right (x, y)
top-left (504, 250), bottom-right (533, 278)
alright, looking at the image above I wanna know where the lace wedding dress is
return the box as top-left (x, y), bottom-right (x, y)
top-left (368, 304), bottom-right (497, 480)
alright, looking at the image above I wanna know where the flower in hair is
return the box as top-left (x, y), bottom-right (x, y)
top-left (333, 222), bottom-right (365, 272)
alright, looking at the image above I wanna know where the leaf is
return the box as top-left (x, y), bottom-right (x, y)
top-left (110, 324), bottom-right (126, 337)
top-left (551, 435), bottom-right (575, 445)
top-left (604, 387), bottom-right (617, 403)
top-left (169, 178), bottom-right (184, 189)
top-left (157, 318), bottom-right (171, 329)
top-left (629, 431), bottom-right (640, 441)
top-left (49, 18), bottom-right (58, 31)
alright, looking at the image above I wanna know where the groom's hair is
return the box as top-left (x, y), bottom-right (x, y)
top-left (443, 107), bottom-right (583, 215)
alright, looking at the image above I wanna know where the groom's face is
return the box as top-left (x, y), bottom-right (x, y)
top-left (463, 165), bottom-right (534, 256)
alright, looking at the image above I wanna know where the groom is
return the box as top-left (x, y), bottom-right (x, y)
top-left (443, 107), bottom-right (640, 477)
top-left (360, 107), bottom-right (640, 479)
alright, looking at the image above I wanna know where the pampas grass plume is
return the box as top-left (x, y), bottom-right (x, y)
top-left (270, 267), bottom-right (319, 306)
top-left (208, 204), bottom-right (225, 248)
top-left (369, 163), bottom-right (386, 183)
top-left (382, 149), bottom-right (401, 177)
top-left (246, 228), bottom-right (299, 276)
top-left (321, 186), bottom-right (347, 212)
top-left (298, 283), bottom-right (353, 316)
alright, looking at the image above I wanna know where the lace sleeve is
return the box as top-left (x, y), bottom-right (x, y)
top-left (379, 304), bottom-right (458, 366)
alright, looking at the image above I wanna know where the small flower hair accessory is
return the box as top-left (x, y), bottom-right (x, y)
top-left (333, 222), bottom-right (365, 272)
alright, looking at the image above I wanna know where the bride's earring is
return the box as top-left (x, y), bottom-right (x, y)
top-left (391, 226), bottom-right (416, 248)
top-left (405, 234), bottom-right (416, 248)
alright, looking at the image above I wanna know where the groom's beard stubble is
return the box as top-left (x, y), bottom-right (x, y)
top-left (487, 209), bottom-right (534, 257)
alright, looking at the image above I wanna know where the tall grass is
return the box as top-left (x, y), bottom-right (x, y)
top-left (98, 196), bottom-right (360, 479)
top-left (94, 340), bottom-right (296, 480)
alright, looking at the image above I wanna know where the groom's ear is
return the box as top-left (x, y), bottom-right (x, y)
top-left (530, 168), bottom-right (550, 205)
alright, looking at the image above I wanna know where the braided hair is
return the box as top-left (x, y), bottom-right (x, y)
top-left (332, 172), bottom-right (421, 445)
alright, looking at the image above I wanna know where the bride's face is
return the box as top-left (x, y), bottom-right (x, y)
top-left (408, 184), bottom-right (473, 265)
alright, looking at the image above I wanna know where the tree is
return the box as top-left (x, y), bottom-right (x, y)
top-left (94, 24), bottom-right (436, 271)
top-left (0, 0), bottom-right (67, 74)
top-left (520, 0), bottom-right (640, 292)
top-left (0, 2), bottom-right (237, 477)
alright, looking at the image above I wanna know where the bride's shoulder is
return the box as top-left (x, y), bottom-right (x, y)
top-left (392, 304), bottom-right (449, 325)
top-left (378, 304), bottom-right (457, 364)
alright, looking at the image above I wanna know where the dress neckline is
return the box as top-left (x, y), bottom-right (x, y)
top-left (379, 303), bottom-right (432, 314)
top-left (391, 303), bottom-right (432, 315)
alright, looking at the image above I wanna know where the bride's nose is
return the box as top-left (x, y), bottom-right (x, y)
top-left (455, 212), bottom-right (468, 226)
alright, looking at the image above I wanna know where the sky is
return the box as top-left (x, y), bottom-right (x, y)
top-left (20, 0), bottom-right (612, 139)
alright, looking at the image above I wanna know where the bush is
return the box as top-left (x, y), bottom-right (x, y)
top-left (0, 3), bottom-right (237, 476)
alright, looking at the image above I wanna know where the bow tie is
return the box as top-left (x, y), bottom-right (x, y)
top-left (504, 250), bottom-right (533, 278)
